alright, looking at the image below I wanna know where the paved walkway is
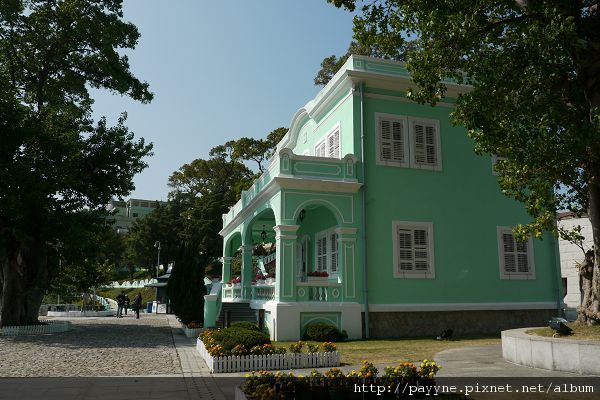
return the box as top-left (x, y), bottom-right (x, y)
top-left (0, 313), bottom-right (230, 400)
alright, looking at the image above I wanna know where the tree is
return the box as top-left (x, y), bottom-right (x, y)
top-left (166, 245), bottom-right (206, 325)
top-left (0, 1), bottom-right (152, 326)
top-left (314, 41), bottom-right (378, 85)
top-left (327, 0), bottom-right (600, 322)
top-left (124, 203), bottom-right (180, 278)
top-left (231, 127), bottom-right (289, 173)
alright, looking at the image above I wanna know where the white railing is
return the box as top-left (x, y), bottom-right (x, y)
top-left (251, 285), bottom-right (275, 301)
top-left (196, 338), bottom-right (339, 373)
top-left (222, 285), bottom-right (243, 301)
top-left (1, 320), bottom-right (72, 336)
top-left (309, 286), bottom-right (328, 301)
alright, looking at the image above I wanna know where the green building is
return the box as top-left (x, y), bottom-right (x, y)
top-left (204, 56), bottom-right (562, 341)
top-left (106, 198), bottom-right (166, 235)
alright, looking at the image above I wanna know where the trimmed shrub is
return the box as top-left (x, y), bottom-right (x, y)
top-left (303, 323), bottom-right (347, 342)
top-left (230, 321), bottom-right (260, 331)
top-left (211, 326), bottom-right (270, 351)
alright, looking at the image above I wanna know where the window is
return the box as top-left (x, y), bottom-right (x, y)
top-left (314, 123), bottom-right (341, 158)
top-left (411, 120), bottom-right (439, 168)
top-left (315, 140), bottom-right (326, 157)
top-left (376, 114), bottom-right (441, 170)
top-left (315, 228), bottom-right (338, 277)
top-left (392, 221), bottom-right (435, 278)
top-left (377, 116), bottom-right (407, 166)
top-left (497, 227), bottom-right (535, 279)
top-left (491, 154), bottom-right (508, 176)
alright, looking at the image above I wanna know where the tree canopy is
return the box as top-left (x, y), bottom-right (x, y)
top-left (327, 0), bottom-right (600, 321)
top-left (0, 0), bottom-right (153, 326)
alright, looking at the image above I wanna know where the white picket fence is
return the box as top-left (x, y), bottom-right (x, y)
top-left (196, 338), bottom-right (340, 373)
top-left (1, 320), bottom-right (72, 336)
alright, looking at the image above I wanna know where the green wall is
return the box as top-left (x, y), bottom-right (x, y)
top-left (359, 89), bottom-right (558, 305)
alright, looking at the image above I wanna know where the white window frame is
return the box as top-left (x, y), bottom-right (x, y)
top-left (314, 122), bottom-right (341, 159)
top-left (392, 221), bottom-right (435, 279)
top-left (375, 113), bottom-right (409, 167)
top-left (375, 113), bottom-right (442, 171)
top-left (314, 228), bottom-right (339, 278)
top-left (497, 226), bottom-right (536, 280)
top-left (491, 154), bottom-right (508, 176)
top-left (314, 140), bottom-right (326, 157)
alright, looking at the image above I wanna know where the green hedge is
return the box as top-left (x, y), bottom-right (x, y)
top-left (303, 322), bottom-right (347, 342)
top-left (230, 322), bottom-right (260, 331)
top-left (212, 326), bottom-right (270, 351)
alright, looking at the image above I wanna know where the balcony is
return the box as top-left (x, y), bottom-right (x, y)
top-left (222, 149), bottom-right (359, 231)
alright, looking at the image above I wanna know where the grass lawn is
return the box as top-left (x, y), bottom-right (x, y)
top-left (527, 323), bottom-right (600, 340)
top-left (275, 335), bottom-right (500, 365)
top-left (97, 287), bottom-right (157, 303)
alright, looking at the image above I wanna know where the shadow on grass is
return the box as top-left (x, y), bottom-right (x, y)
top-left (0, 320), bottom-right (175, 349)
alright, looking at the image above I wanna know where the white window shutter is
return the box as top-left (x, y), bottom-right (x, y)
top-left (327, 130), bottom-right (340, 158)
top-left (500, 230), bottom-right (531, 275)
top-left (380, 118), bottom-right (404, 163)
top-left (413, 122), bottom-right (438, 167)
top-left (391, 121), bottom-right (404, 161)
top-left (317, 236), bottom-right (327, 271)
top-left (413, 229), bottom-right (429, 272)
top-left (398, 229), bottom-right (414, 272)
top-left (330, 233), bottom-right (338, 273)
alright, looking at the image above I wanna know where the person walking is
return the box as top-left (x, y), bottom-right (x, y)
top-left (132, 292), bottom-right (143, 319)
top-left (116, 291), bottom-right (126, 318)
top-left (124, 294), bottom-right (130, 316)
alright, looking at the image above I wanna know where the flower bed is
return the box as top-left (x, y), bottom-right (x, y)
top-left (196, 338), bottom-right (340, 373)
top-left (238, 360), bottom-right (441, 399)
top-left (0, 320), bottom-right (72, 336)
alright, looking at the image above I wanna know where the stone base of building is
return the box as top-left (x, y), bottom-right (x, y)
top-left (367, 309), bottom-right (557, 338)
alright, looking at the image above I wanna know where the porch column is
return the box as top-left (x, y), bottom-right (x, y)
top-left (274, 225), bottom-right (300, 302)
top-left (336, 228), bottom-right (358, 300)
top-left (221, 256), bottom-right (233, 283)
top-left (240, 245), bottom-right (254, 299)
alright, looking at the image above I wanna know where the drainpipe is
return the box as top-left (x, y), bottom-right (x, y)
top-left (359, 82), bottom-right (370, 338)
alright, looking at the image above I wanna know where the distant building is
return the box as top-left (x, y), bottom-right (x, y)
top-left (106, 198), bottom-right (167, 234)
top-left (558, 212), bottom-right (592, 320)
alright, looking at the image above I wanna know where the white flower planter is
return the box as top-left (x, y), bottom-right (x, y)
top-left (182, 326), bottom-right (204, 338)
top-left (196, 338), bottom-right (339, 373)
top-left (307, 276), bottom-right (328, 282)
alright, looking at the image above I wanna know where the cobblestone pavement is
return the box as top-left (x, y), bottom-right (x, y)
top-left (0, 314), bottom-right (182, 377)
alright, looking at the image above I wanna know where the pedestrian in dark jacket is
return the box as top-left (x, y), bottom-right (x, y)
top-left (116, 291), bottom-right (126, 318)
top-left (124, 295), bottom-right (130, 315)
top-left (132, 293), bottom-right (143, 319)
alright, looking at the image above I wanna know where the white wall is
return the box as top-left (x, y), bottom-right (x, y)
top-left (558, 216), bottom-right (592, 316)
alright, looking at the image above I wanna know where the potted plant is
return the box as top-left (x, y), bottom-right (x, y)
top-left (307, 271), bottom-right (328, 282)
top-left (265, 273), bottom-right (275, 285)
top-left (255, 273), bottom-right (266, 285)
top-left (232, 276), bottom-right (242, 287)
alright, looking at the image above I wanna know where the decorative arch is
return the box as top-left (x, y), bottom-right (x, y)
top-left (241, 206), bottom-right (278, 246)
top-left (223, 230), bottom-right (242, 258)
top-left (291, 198), bottom-right (345, 226)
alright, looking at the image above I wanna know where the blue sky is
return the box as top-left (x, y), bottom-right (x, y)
top-left (91, 1), bottom-right (355, 201)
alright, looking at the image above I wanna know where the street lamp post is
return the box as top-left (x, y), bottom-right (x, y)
top-left (154, 241), bottom-right (161, 272)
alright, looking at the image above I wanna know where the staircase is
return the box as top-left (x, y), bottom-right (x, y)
top-left (217, 302), bottom-right (257, 328)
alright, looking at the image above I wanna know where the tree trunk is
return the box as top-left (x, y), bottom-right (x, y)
top-left (578, 181), bottom-right (600, 324)
top-left (0, 238), bottom-right (49, 327)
